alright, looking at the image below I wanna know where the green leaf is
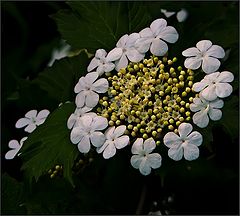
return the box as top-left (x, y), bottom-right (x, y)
top-left (20, 102), bottom-right (79, 186)
top-left (33, 51), bottom-right (89, 103)
top-left (51, 2), bottom-right (151, 52)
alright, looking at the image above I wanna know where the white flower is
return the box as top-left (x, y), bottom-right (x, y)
top-left (15, 110), bottom-right (50, 133)
top-left (70, 115), bottom-right (108, 153)
top-left (190, 95), bottom-right (224, 128)
top-left (67, 106), bottom-right (97, 129)
top-left (192, 71), bottom-right (234, 101)
top-left (182, 40), bottom-right (225, 74)
top-left (5, 137), bottom-right (28, 160)
top-left (106, 33), bottom-right (145, 71)
top-left (74, 72), bottom-right (109, 108)
top-left (161, 8), bottom-right (188, 22)
top-left (130, 138), bottom-right (162, 175)
top-left (163, 123), bottom-right (203, 161)
top-left (134, 18), bottom-right (179, 56)
top-left (96, 125), bottom-right (129, 159)
top-left (87, 49), bottom-right (115, 76)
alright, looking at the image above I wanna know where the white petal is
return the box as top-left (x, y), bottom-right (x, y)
top-left (80, 106), bottom-right (93, 114)
top-left (126, 48), bottom-right (145, 62)
top-left (90, 131), bottom-right (105, 147)
top-left (79, 115), bottom-right (93, 128)
top-left (75, 91), bottom-right (86, 108)
top-left (139, 157), bottom-right (151, 175)
top-left (15, 118), bottom-right (30, 128)
top-left (196, 40), bottom-right (212, 52)
top-left (113, 125), bottom-right (126, 138)
top-left (150, 39), bottom-right (168, 56)
top-left (114, 135), bottom-right (129, 149)
top-left (5, 149), bottom-right (19, 160)
top-left (168, 147), bottom-right (183, 161)
top-left (176, 9), bottom-right (188, 22)
top-left (87, 57), bottom-right (99, 72)
top-left (74, 77), bottom-right (86, 93)
top-left (139, 27), bottom-right (154, 38)
top-left (193, 81), bottom-right (209, 93)
top-left (9, 140), bottom-right (20, 149)
top-left (202, 56), bottom-right (220, 74)
top-left (132, 138), bottom-right (144, 154)
top-left (178, 123), bottom-right (193, 138)
top-left (67, 113), bottom-right (77, 129)
top-left (209, 99), bottom-right (224, 109)
top-left (103, 62), bottom-right (115, 73)
top-left (25, 123), bottom-right (36, 133)
top-left (70, 127), bottom-right (86, 144)
top-left (215, 71), bottom-right (234, 83)
top-left (190, 103), bottom-right (202, 112)
top-left (143, 138), bottom-right (156, 154)
top-left (161, 9), bottom-right (176, 18)
top-left (116, 34), bottom-right (128, 48)
top-left (92, 78), bottom-right (109, 93)
top-left (77, 135), bottom-right (91, 153)
top-left (25, 110), bottom-right (37, 118)
top-left (184, 57), bottom-right (202, 70)
top-left (96, 141), bottom-right (109, 154)
top-left (126, 33), bottom-right (140, 47)
top-left (204, 71), bottom-right (220, 82)
top-left (95, 49), bottom-right (107, 59)
top-left (193, 110), bottom-right (209, 128)
top-left (85, 91), bottom-right (99, 108)
top-left (201, 85), bottom-right (217, 101)
top-left (187, 131), bottom-right (203, 146)
top-left (36, 110), bottom-right (50, 125)
top-left (103, 143), bottom-right (116, 159)
top-left (206, 45), bottom-right (225, 58)
top-left (85, 72), bottom-right (99, 85)
top-left (150, 18), bottom-right (167, 36)
top-left (131, 155), bottom-right (143, 169)
top-left (182, 47), bottom-right (200, 57)
top-left (183, 144), bottom-right (199, 160)
top-left (91, 116), bottom-right (108, 130)
top-left (147, 153), bottom-right (162, 169)
top-left (20, 137), bottom-right (28, 146)
top-left (106, 48), bottom-right (123, 62)
top-left (193, 97), bottom-right (202, 105)
top-left (208, 108), bottom-right (222, 121)
top-left (163, 132), bottom-right (181, 148)
top-left (134, 37), bottom-right (152, 53)
top-left (115, 54), bottom-right (128, 71)
top-left (105, 126), bottom-right (115, 140)
top-left (158, 26), bottom-right (179, 43)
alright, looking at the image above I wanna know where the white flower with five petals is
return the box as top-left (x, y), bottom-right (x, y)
top-left (70, 115), bottom-right (108, 153)
top-left (96, 125), bottom-right (129, 159)
top-left (15, 110), bottom-right (50, 133)
top-left (182, 40), bottom-right (225, 74)
top-left (74, 72), bottom-right (109, 108)
top-left (130, 138), bottom-right (162, 175)
top-left (163, 123), bottom-right (203, 161)
top-left (190, 94), bottom-right (224, 128)
top-left (106, 33), bottom-right (145, 72)
top-left (87, 49), bottom-right (115, 76)
top-left (67, 106), bottom-right (97, 129)
top-left (5, 137), bottom-right (28, 160)
top-left (192, 71), bottom-right (234, 101)
top-left (134, 18), bottom-right (179, 56)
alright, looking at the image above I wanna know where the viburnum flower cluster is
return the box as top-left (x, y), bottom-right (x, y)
top-left (68, 17), bottom-right (234, 176)
top-left (5, 110), bottom-right (50, 160)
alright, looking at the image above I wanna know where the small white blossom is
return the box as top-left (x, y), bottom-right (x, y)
top-left (192, 71), bottom-right (234, 101)
top-left (5, 137), bottom-right (28, 160)
top-left (160, 9), bottom-right (176, 18)
top-left (130, 138), bottom-right (162, 175)
top-left (70, 115), bottom-right (108, 153)
top-left (106, 33), bottom-right (145, 71)
top-left (96, 125), bottom-right (129, 159)
top-left (15, 110), bottom-right (50, 133)
top-left (182, 40), bottom-right (225, 74)
top-left (163, 123), bottom-right (203, 161)
top-left (67, 106), bottom-right (97, 129)
top-left (161, 8), bottom-right (188, 22)
top-left (190, 94), bottom-right (224, 128)
top-left (74, 72), bottom-right (109, 108)
top-left (87, 49), bottom-right (115, 76)
top-left (134, 18), bottom-right (179, 56)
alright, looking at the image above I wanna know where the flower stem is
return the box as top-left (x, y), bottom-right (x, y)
top-left (136, 183), bottom-right (147, 214)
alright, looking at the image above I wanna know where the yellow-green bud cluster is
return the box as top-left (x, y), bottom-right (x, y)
top-left (96, 56), bottom-right (197, 141)
top-left (48, 164), bottom-right (63, 179)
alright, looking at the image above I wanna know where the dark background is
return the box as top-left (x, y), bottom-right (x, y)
top-left (1, 1), bottom-right (239, 215)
